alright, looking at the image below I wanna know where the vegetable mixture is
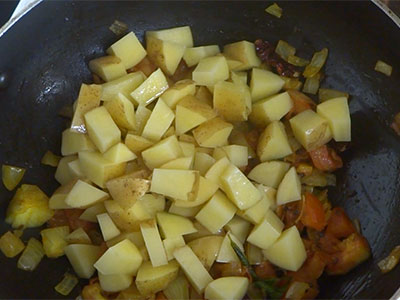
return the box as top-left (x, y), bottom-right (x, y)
top-left (1, 24), bottom-right (375, 300)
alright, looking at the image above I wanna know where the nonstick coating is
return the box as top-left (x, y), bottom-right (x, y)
top-left (0, 1), bottom-right (399, 299)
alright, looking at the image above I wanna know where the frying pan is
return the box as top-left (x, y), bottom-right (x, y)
top-left (0, 1), bottom-right (400, 298)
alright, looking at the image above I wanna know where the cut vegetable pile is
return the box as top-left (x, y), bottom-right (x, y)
top-left (1, 25), bottom-right (373, 299)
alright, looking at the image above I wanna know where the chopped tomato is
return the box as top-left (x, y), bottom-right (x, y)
top-left (47, 209), bottom-right (69, 228)
top-left (302, 282), bottom-right (320, 300)
top-left (48, 209), bottom-right (96, 232)
top-left (284, 149), bottom-right (311, 167)
top-left (316, 232), bottom-right (341, 254)
top-left (286, 90), bottom-right (316, 118)
top-left (288, 251), bottom-right (329, 283)
top-left (309, 145), bottom-right (343, 172)
top-left (281, 201), bottom-right (302, 229)
top-left (130, 56), bottom-right (157, 77)
top-left (254, 261), bottom-right (276, 279)
top-left (301, 193), bottom-right (327, 231)
top-left (326, 207), bottom-right (356, 239)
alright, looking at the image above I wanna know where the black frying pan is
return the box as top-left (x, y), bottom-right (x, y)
top-left (0, 1), bottom-right (399, 298)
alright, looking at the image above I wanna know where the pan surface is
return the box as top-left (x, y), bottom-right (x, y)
top-left (0, 1), bottom-right (399, 298)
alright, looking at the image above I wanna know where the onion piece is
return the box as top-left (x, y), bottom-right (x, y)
top-left (378, 245), bottom-right (400, 273)
top-left (163, 275), bottom-right (190, 300)
top-left (17, 238), bottom-right (44, 271)
top-left (275, 40), bottom-right (296, 61)
top-left (301, 169), bottom-right (333, 187)
top-left (0, 231), bottom-right (25, 258)
top-left (285, 281), bottom-right (310, 299)
top-left (303, 77), bottom-right (320, 95)
top-left (109, 20), bottom-right (128, 36)
top-left (55, 273), bottom-right (79, 296)
top-left (318, 88), bottom-right (349, 102)
top-left (303, 48), bottom-right (328, 78)
top-left (280, 76), bottom-right (303, 90)
top-left (2, 165), bottom-right (26, 191)
top-left (375, 60), bottom-right (392, 77)
top-left (288, 55), bottom-right (309, 67)
top-left (41, 151), bottom-right (61, 167)
top-left (265, 3), bottom-right (283, 18)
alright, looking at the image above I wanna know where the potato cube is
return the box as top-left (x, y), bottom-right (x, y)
top-left (160, 156), bottom-right (194, 170)
top-left (221, 164), bottom-right (261, 210)
top-left (250, 68), bottom-right (285, 101)
top-left (55, 156), bottom-right (78, 185)
top-left (107, 32), bottom-right (147, 69)
top-left (159, 79), bottom-right (196, 109)
top-left (220, 53), bottom-right (244, 71)
top-left (205, 277), bottom-right (249, 300)
top-left (317, 97), bottom-right (351, 142)
top-left (125, 133), bottom-right (153, 153)
top-left (193, 152), bottom-right (216, 176)
top-left (66, 228), bottom-right (91, 244)
top-left (0, 231), bottom-right (25, 258)
top-left (103, 143), bottom-right (136, 163)
top-left (64, 244), bottom-right (101, 278)
top-left (101, 72), bottom-right (145, 102)
top-left (141, 135), bottom-right (183, 169)
top-left (230, 71), bottom-right (247, 85)
top-left (289, 109), bottom-right (332, 151)
top-left (142, 99), bottom-right (175, 142)
top-left (249, 92), bottom-right (293, 127)
top-left (193, 117), bottom-right (233, 148)
top-left (136, 260), bottom-right (180, 295)
top-left (183, 45), bottom-right (220, 67)
top-left (97, 213), bottom-right (121, 241)
top-left (262, 226), bottom-right (306, 271)
top-left (106, 231), bottom-right (144, 248)
top-left (173, 245), bottom-right (213, 294)
top-left (248, 161), bottom-right (290, 188)
top-left (65, 180), bottom-right (108, 208)
top-left (140, 219), bottom-right (168, 267)
top-left (89, 56), bottom-right (127, 82)
top-left (61, 129), bottom-right (96, 156)
top-left (222, 145), bottom-right (248, 167)
top-left (138, 193), bottom-right (165, 217)
top-left (71, 84), bottom-right (102, 133)
top-left (85, 106), bottom-right (121, 153)
top-left (98, 272), bottom-right (133, 293)
top-left (175, 95), bottom-right (216, 135)
top-left (156, 212), bottom-right (197, 238)
top-left (79, 202), bottom-right (107, 223)
top-left (247, 210), bottom-right (283, 249)
top-left (223, 41), bottom-right (261, 71)
top-left (67, 159), bottom-right (85, 179)
top-left (179, 141), bottom-right (195, 157)
top-left (94, 239), bottom-right (143, 275)
top-left (195, 86), bottom-right (213, 106)
top-left (169, 204), bottom-right (201, 218)
top-left (239, 185), bottom-right (276, 224)
top-left (188, 236), bottom-right (224, 270)
top-left (103, 93), bottom-right (136, 130)
top-left (213, 81), bottom-right (251, 122)
top-left (146, 26), bottom-right (193, 47)
top-left (163, 235), bottom-right (186, 260)
top-left (276, 167), bottom-right (302, 205)
top-left (224, 216), bottom-right (252, 244)
top-left (130, 68), bottom-right (169, 106)
top-left (216, 232), bottom-right (243, 263)
top-left (204, 157), bottom-right (230, 188)
top-left (104, 200), bottom-right (141, 231)
top-left (195, 190), bottom-right (236, 234)
top-left (129, 201), bottom-right (152, 221)
top-left (173, 176), bottom-right (218, 208)
top-left (134, 105), bottom-right (152, 134)
top-left (185, 221), bottom-right (224, 243)
top-left (146, 36), bottom-right (186, 75)
top-left (40, 226), bottom-right (70, 258)
top-left (192, 56), bottom-right (229, 86)
top-left (257, 121), bottom-right (293, 161)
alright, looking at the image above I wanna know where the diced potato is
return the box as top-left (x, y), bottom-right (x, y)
top-left (257, 121), bottom-right (293, 162)
top-left (220, 54), bottom-right (244, 71)
top-left (89, 56), bottom-right (127, 82)
top-left (160, 79), bottom-right (196, 109)
top-left (101, 72), bottom-right (145, 102)
top-left (317, 97), bottom-right (351, 142)
top-left (183, 45), bottom-right (220, 67)
top-left (169, 204), bottom-right (201, 218)
top-left (221, 145), bottom-right (248, 167)
top-left (141, 135), bottom-right (183, 169)
top-left (216, 232), bottom-right (243, 263)
top-left (99, 272), bottom-right (133, 293)
top-left (40, 226), bottom-right (69, 258)
top-left (223, 41), bottom-right (261, 71)
top-left (262, 226), bottom-right (306, 271)
top-left (228, 129), bottom-right (257, 159)
top-left (179, 141), bottom-right (195, 157)
top-left (204, 157), bottom-right (230, 188)
top-left (0, 231), bottom-right (25, 258)
top-left (151, 169), bottom-right (199, 201)
top-left (193, 152), bottom-right (216, 176)
top-left (175, 95), bottom-right (216, 135)
top-left (104, 200), bottom-right (141, 231)
top-left (239, 185), bottom-right (276, 224)
top-left (147, 36), bottom-right (186, 75)
top-left (221, 164), bottom-right (261, 210)
top-left (195, 191), bottom-right (236, 234)
top-left (173, 176), bottom-right (219, 208)
top-left (138, 193), bottom-right (165, 218)
top-left (185, 221), bottom-right (225, 243)
top-left (195, 86), bottom-right (213, 106)
top-left (192, 56), bottom-right (229, 86)
top-left (130, 69), bottom-right (169, 106)
top-left (276, 167), bottom-right (302, 205)
top-left (79, 202), bottom-right (107, 223)
top-left (94, 239), bottom-right (143, 275)
top-left (188, 236), bottom-right (224, 270)
top-left (65, 180), bottom-right (108, 208)
top-left (146, 26), bottom-right (193, 47)
top-left (125, 133), bottom-right (153, 154)
top-left (173, 245), bottom-right (213, 294)
top-left (250, 68), bottom-right (285, 101)
top-left (64, 244), bottom-right (101, 278)
top-left (129, 201), bottom-right (152, 221)
top-left (205, 277), bottom-right (249, 300)
top-left (54, 156), bottom-right (78, 185)
top-left (61, 129), bottom-right (95, 156)
top-left (140, 219), bottom-right (168, 267)
top-left (49, 180), bottom-right (75, 210)
top-left (224, 216), bottom-right (252, 244)
top-left (136, 260), bottom-right (180, 295)
top-left (163, 235), bottom-right (186, 260)
top-left (66, 228), bottom-right (91, 244)
top-left (161, 156), bottom-right (193, 170)
top-left (157, 212), bottom-right (197, 238)
top-left (107, 32), bottom-right (147, 69)
top-left (67, 159), bottom-right (85, 179)
top-left (6, 184), bottom-right (54, 229)
top-left (248, 161), bottom-right (290, 188)
top-left (230, 71), bottom-right (247, 85)
top-left (103, 143), bottom-right (136, 164)
top-left (106, 231), bottom-right (144, 248)
top-left (134, 105), bottom-right (152, 135)
top-left (142, 99), bottom-right (175, 142)
top-left (213, 147), bottom-right (228, 161)
top-left (193, 117), bottom-right (233, 148)
top-left (246, 243), bottom-right (263, 265)
top-left (97, 213), bottom-right (121, 241)
top-left (289, 109), bottom-right (332, 151)
top-left (213, 81), bottom-right (251, 122)
top-left (70, 84), bottom-right (102, 133)
top-left (103, 93), bottom-right (136, 130)
top-left (247, 210), bottom-right (283, 249)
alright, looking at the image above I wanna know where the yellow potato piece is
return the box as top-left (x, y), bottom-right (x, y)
top-left (224, 215), bottom-right (252, 244)
top-left (64, 244), bottom-right (101, 279)
top-left (205, 277), bottom-right (249, 300)
top-left (89, 56), bottom-right (127, 82)
top-left (146, 26), bottom-right (193, 47)
top-left (98, 272), bottom-right (133, 293)
top-left (192, 56), bottom-right (229, 86)
top-left (223, 41), bottom-right (261, 71)
top-left (183, 45), bottom-right (220, 67)
top-left (101, 72), bottom-right (145, 102)
top-left (163, 235), bottom-right (186, 261)
top-left (250, 68), bottom-right (285, 101)
top-left (142, 99), bottom-right (175, 142)
top-left (276, 166), bottom-right (302, 205)
top-left (187, 236), bottom-right (224, 270)
top-left (97, 213), bottom-right (121, 242)
top-left (159, 79), bottom-right (196, 109)
top-left (193, 117), bottom-right (233, 148)
top-left (141, 135), bottom-right (183, 169)
top-left (64, 179), bottom-right (108, 208)
top-left (61, 129), bottom-right (96, 156)
top-left (140, 219), bottom-right (168, 267)
top-left (247, 161), bottom-right (290, 188)
top-left (103, 93), bottom-right (136, 131)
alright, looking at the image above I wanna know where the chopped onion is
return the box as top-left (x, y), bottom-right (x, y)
top-left (2, 165), bottom-right (26, 191)
top-left (378, 245), bottom-right (400, 273)
top-left (375, 60), bottom-right (392, 77)
top-left (265, 3), bottom-right (282, 18)
top-left (353, 218), bottom-right (361, 234)
top-left (281, 76), bottom-right (303, 90)
top-left (303, 48), bottom-right (328, 78)
top-left (318, 88), bottom-right (349, 102)
top-left (17, 238), bottom-right (44, 271)
top-left (13, 229), bottom-right (24, 238)
top-left (41, 151), bottom-right (61, 167)
top-left (163, 275), bottom-right (189, 300)
top-left (275, 40), bottom-right (296, 61)
top-left (0, 231), bottom-right (25, 258)
top-left (303, 77), bottom-right (320, 95)
top-left (301, 169), bottom-right (334, 187)
top-left (55, 273), bottom-right (79, 296)
top-left (109, 20), bottom-right (128, 36)
top-left (288, 55), bottom-right (309, 67)
top-left (285, 281), bottom-right (310, 299)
